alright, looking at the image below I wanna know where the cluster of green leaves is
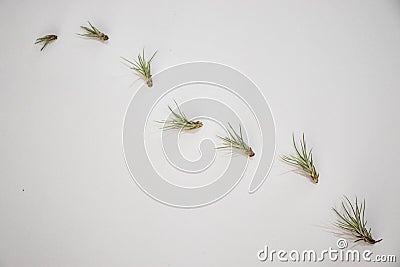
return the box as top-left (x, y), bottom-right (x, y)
top-left (217, 123), bottom-right (255, 157)
top-left (35, 34), bottom-right (57, 51)
top-left (281, 133), bottom-right (319, 183)
top-left (157, 100), bottom-right (203, 130)
top-left (122, 49), bottom-right (157, 87)
top-left (333, 196), bottom-right (382, 244)
top-left (78, 21), bottom-right (109, 41)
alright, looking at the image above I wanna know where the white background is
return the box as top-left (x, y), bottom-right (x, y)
top-left (1, 0), bottom-right (399, 266)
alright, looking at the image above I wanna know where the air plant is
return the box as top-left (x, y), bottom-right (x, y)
top-left (281, 133), bottom-right (319, 183)
top-left (35, 34), bottom-right (57, 51)
top-left (217, 123), bottom-right (255, 157)
top-left (333, 196), bottom-right (382, 245)
top-left (121, 49), bottom-right (157, 87)
top-left (157, 100), bottom-right (203, 130)
top-left (77, 21), bottom-right (109, 41)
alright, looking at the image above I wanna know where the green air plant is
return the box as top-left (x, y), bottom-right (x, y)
top-left (217, 123), bottom-right (255, 157)
top-left (157, 100), bottom-right (203, 130)
top-left (281, 133), bottom-right (319, 183)
top-left (35, 34), bottom-right (57, 51)
top-left (333, 196), bottom-right (382, 245)
top-left (121, 49), bottom-right (157, 87)
top-left (77, 21), bottom-right (109, 41)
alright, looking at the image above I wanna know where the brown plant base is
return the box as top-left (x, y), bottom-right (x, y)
top-left (146, 77), bottom-right (153, 87)
top-left (248, 147), bottom-right (255, 157)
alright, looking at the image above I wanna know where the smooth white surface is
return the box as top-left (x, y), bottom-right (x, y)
top-left (0, 0), bottom-right (399, 266)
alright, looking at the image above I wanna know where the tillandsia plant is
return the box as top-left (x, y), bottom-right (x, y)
top-left (121, 49), bottom-right (157, 87)
top-left (217, 123), bottom-right (255, 157)
top-left (77, 21), bottom-right (109, 41)
top-left (157, 100), bottom-right (203, 130)
top-left (35, 34), bottom-right (57, 51)
top-left (281, 133), bottom-right (319, 183)
top-left (333, 196), bottom-right (382, 245)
